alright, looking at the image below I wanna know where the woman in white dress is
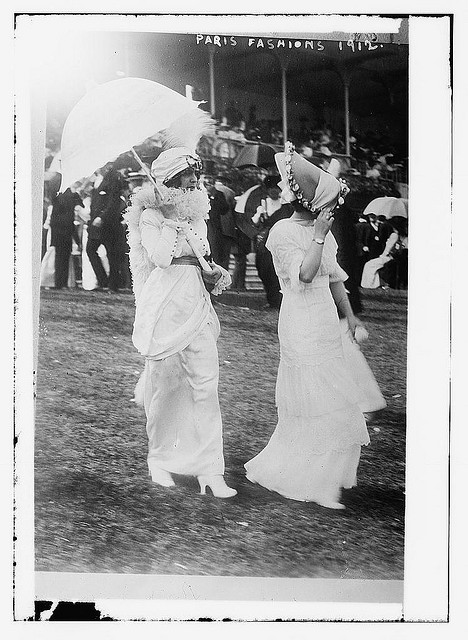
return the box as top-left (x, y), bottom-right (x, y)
top-left (245, 143), bottom-right (370, 509)
top-left (124, 112), bottom-right (236, 498)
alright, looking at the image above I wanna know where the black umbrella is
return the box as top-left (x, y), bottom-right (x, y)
top-left (233, 142), bottom-right (278, 169)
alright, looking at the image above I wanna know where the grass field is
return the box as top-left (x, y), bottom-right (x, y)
top-left (35, 287), bottom-right (407, 579)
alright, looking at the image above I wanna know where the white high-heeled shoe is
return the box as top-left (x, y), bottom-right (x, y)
top-left (149, 467), bottom-right (175, 488)
top-left (198, 475), bottom-right (237, 498)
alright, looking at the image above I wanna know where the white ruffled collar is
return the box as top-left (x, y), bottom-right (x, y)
top-left (158, 185), bottom-right (210, 222)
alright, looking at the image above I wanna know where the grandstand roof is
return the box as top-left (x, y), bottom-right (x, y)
top-left (128, 29), bottom-right (408, 120)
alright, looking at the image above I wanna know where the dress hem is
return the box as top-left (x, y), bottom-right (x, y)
top-left (245, 473), bottom-right (357, 503)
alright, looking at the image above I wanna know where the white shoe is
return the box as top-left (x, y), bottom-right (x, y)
top-left (317, 500), bottom-right (346, 510)
top-left (149, 467), bottom-right (175, 487)
top-left (198, 475), bottom-right (237, 498)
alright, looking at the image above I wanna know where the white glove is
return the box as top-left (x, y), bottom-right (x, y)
top-left (354, 325), bottom-right (369, 344)
top-left (252, 204), bottom-right (266, 225)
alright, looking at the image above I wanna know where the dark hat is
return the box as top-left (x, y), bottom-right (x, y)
top-left (263, 174), bottom-right (281, 189)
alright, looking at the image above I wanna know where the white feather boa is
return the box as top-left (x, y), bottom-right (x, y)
top-left (159, 184), bottom-right (211, 222)
top-left (123, 184), bottom-right (210, 303)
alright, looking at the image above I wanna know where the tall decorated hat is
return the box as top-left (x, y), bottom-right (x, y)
top-left (151, 109), bottom-right (214, 185)
top-left (275, 141), bottom-right (349, 212)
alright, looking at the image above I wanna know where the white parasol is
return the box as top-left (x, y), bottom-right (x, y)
top-left (363, 196), bottom-right (408, 219)
top-left (60, 77), bottom-right (203, 190)
top-left (60, 77), bottom-right (212, 270)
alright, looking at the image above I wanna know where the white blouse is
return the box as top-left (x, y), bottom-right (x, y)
top-left (132, 208), bottom-right (218, 359)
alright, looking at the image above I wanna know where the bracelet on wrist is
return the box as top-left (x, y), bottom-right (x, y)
top-left (313, 237), bottom-right (325, 245)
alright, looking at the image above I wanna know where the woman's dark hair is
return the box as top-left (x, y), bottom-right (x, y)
top-left (164, 174), bottom-right (183, 189)
top-left (164, 166), bottom-right (200, 189)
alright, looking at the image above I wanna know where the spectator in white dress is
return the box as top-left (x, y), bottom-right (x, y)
top-left (361, 217), bottom-right (408, 289)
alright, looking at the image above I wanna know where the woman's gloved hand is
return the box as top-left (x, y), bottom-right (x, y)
top-left (202, 264), bottom-right (223, 288)
top-left (162, 218), bottom-right (190, 234)
top-left (203, 263), bottom-right (232, 295)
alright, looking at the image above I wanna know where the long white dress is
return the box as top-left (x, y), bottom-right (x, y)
top-left (132, 209), bottom-right (225, 478)
top-left (361, 231), bottom-right (398, 289)
top-left (245, 219), bottom-right (370, 504)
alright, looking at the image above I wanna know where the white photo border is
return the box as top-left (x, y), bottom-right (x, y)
top-left (11, 9), bottom-right (452, 624)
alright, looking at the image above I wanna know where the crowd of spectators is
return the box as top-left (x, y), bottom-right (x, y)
top-left (213, 103), bottom-right (407, 183)
top-left (45, 100), bottom-right (407, 187)
top-left (41, 163), bottom-right (132, 293)
top-left (41, 104), bottom-right (408, 303)
top-left (40, 168), bottom-right (407, 315)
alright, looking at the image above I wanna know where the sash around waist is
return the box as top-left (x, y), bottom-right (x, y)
top-left (171, 256), bottom-right (202, 267)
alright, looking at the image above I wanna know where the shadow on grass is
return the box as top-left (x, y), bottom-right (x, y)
top-left (342, 485), bottom-right (405, 513)
top-left (370, 408), bottom-right (407, 426)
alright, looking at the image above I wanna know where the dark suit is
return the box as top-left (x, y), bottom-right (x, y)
top-left (367, 222), bottom-right (386, 258)
top-left (86, 170), bottom-right (128, 290)
top-left (206, 189), bottom-right (231, 271)
top-left (50, 189), bottom-right (83, 288)
top-left (331, 205), bottom-right (363, 315)
top-left (255, 203), bottom-right (294, 308)
top-left (354, 221), bottom-right (371, 282)
top-left (355, 220), bottom-right (386, 282)
top-left (232, 184), bottom-right (268, 290)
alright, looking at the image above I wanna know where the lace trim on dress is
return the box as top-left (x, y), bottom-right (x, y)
top-left (275, 356), bottom-right (366, 418)
top-left (273, 412), bottom-right (370, 454)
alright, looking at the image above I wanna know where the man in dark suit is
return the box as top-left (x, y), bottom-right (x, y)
top-left (253, 175), bottom-right (294, 309)
top-left (86, 167), bottom-right (128, 291)
top-left (355, 214), bottom-right (372, 281)
top-left (377, 214), bottom-right (395, 246)
top-left (366, 213), bottom-right (386, 258)
top-left (355, 212), bottom-right (387, 282)
top-left (49, 188), bottom-right (83, 289)
top-left (203, 174), bottom-right (231, 271)
top-left (214, 175), bottom-right (238, 250)
top-left (332, 203), bottom-right (363, 315)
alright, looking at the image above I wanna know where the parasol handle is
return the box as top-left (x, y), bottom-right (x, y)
top-left (130, 147), bottom-right (212, 273)
top-left (130, 147), bottom-right (162, 198)
top-left (184, 229), bottom-right (213, 272)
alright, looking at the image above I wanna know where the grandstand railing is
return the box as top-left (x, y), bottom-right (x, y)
top-left (198, 136), bottom-right (407, 184)
top-left (354, 159), bottom-right (407, 184)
